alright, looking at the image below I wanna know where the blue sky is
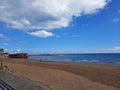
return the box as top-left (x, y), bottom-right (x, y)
top-left (0, 0), bottom-right (120, 53)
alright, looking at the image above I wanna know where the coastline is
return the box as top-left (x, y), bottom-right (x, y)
top-left (3, 58), bottom-right (120, 90)
top-left (28, 53), bottom-right (120, 65)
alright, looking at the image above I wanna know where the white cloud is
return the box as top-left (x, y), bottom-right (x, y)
top-left (27, 30), bottom-right (54, 38)
top-left (0, 0), bottom-right (110, 38)
top-left (17, 49), bottom-right (21, 52)
top-left (113, 18), bottom-right (119, 23)
top-left (0, 33), bottom-right (9, 41)
top-left (105, 46), bottom-right (120, 52)
top-left (114, 47), bottom-right (120, 50)
top-left (0, 34), bottom-right (5, 39)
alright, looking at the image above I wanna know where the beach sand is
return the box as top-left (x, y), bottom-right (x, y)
top-left (3, 59), bottom-right (120, 90)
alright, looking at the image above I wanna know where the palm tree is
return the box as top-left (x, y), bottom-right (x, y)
top-left (0, 48), bottom-right (4, 66)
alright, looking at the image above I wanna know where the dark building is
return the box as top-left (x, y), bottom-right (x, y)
top-left (9, 53), bottom-right (28, 59)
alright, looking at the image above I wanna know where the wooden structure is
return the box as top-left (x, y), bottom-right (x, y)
top-left (9, 53), bottom-right (28, 59)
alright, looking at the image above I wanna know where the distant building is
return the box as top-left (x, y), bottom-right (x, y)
top-left (3, 53), bottom-right (9, 58)
top-left (9, 53), bottom-right (28, 59)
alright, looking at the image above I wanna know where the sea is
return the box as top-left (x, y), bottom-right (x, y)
top-left (28, 53), bottom-right (120, 65)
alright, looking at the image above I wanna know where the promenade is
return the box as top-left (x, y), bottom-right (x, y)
top-left (0, 71), bottom-right (49, 90)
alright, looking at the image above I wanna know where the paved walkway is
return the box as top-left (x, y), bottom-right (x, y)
top-left (0, 71), bottom-right (49, 90)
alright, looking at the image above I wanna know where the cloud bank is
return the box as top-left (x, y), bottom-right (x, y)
top-left (0, 0), bottom-right (110, 38)
top-left (105, 46), bottom-right (120, 52)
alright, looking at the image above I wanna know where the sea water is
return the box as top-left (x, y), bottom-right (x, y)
top-left (28, 53), bottom-right (120, 65)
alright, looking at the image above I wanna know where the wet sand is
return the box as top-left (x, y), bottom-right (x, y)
top-left (3, 59), bottom-right (120, 90)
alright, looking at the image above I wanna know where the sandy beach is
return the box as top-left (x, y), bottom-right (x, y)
top-left (3, 59), bottom-right (120, 90)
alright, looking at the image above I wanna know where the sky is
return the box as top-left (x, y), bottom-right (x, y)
top-left (0, 0), bottom-right (120, 54)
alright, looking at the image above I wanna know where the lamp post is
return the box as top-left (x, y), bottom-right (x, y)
top-left (0, 48), bottom-right (4, 66)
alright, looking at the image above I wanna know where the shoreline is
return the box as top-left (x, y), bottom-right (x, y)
top-left (28, 54), bottom-right (120, 65)
top-left (3, 58), bottom-right (120, 90)
top-left (29, 59), bottom-right (120, 66)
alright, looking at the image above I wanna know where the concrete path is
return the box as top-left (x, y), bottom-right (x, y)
top-left (0, 71), bottom-right (49, 90)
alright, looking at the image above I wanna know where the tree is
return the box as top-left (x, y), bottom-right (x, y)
top-left (0, 48), bottom-right (4, 66)
top-left (0, 48), bottom-right (4, 54)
